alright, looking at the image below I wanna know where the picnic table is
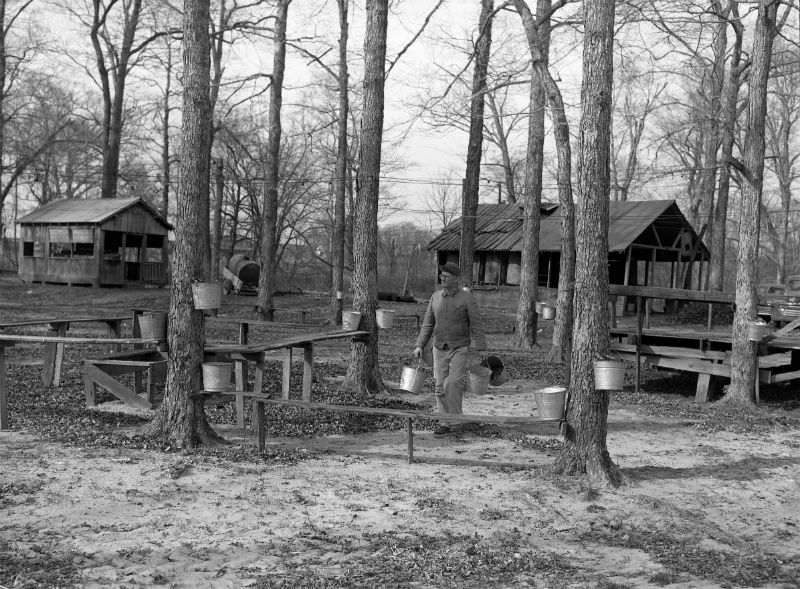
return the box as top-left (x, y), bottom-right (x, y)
top-left (0, 333), bottom-right (161, 430)
top-left (204, 328), bottom-right (369, 427)
top-left (0, 316), bottom-right (132, 386)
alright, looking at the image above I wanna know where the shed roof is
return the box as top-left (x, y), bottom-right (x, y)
top-left (427, 199), bottom-right (708, 258)
top-left (17, 198), bottom-right (172, 230)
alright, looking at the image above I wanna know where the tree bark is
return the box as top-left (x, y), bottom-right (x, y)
top-left (459, 0), bottom-right (493, 285)
top-left (146, 0), bottom-right (221, 448)
top-left (257, 0), bottom-right (290, 321)
top-left (726, 0), bottom-right (778, 405)
top-left (513, 0), bottom-right (547, 349)
top-left (329, 0), bottom-right (349, 326)
top-left (341, 0), bottom-right (387, 395)
top-left (554, 0), bottom-right (620, 488)
top-left (708, 2), bottom-right (742, 292)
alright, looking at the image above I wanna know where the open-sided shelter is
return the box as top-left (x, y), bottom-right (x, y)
top-left (427, 199), bottom-right (710, 308)
top-left (16, 197), bottom-right (172, 287)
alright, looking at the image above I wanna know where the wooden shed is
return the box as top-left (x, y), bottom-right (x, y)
top-left (427, 199), bottom-right (710, 308)
top-left (16, 197), bottom-right (172, 287)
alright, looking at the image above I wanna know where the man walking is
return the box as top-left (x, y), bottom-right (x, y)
top-left (413, 263), bottom-right (487, 435)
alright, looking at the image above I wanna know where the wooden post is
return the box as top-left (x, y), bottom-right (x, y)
top-left (0, 345), bottom-right (8, 430)
top-left (282, 347), bottom-right (292, 399)
top-left (254, 400), bottom-right (265, 452)
top-left (407, 418), bottom-right (414, 464)
top-left (302, 343), bottom-right (314, 402)
top-left (235, 322), bottom-right (249, 427)
top-left (635, 296), bottom-right (644, 394)
top-left (622, 247), bottom-right (632, 316)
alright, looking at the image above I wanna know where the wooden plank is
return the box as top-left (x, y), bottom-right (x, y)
top-left (615, 352), bottom-right (733, 378)
top-left (254, 400), bottom-right (265, 452)
top-left (0, 346), bottom-right (7, 430)
top-left (254, 397), bottom-right (563, 425)
top-left (302, 344), bottom-right (314, 402)
top-left (407, 418), bottom-right (414, 464)
top-left (610, 342), bottom-right (728, 361)
top-left (609, 284), bottom-right (734, 304)
top-left (82, 363), bottom-right (152, 410)
top-left (0, 335), bottom-right (160, 345)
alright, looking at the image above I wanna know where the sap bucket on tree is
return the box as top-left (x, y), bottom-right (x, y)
top-left (534, 386), bottom-right (567, 419)
top-left (746, 319), bottom-right (768, 342)
top-left (466, 364), bottom-right (492, 396)
top-left (593, 359), bottom-right (625, 391)
top-left (534, 301), bottom-right (545, 314)
top-left (542, 305), bottom-right (556, 320)
top-left (138, 311), bottom-right (167, 341)
top-left (342, 311), bottom-right (362, 330)
top-left (399, 361), bottom-right (426, 394)
top-left (376, 308), bottom-right (396, 329)
top-left (202, 362), bottom-right (233, 392)
top-left (191, 282), bottom-right (222, 311)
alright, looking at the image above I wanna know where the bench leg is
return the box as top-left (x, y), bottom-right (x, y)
top-left (84, 367), bottom-right (97, 407)
top-left (407, 418), bottom-right (414, 464)
top-left (52, 342), bottom-right (66, 387)
top-left (0, 346), bottom-right (8, 430)
top-left (282, 348), bottom-right (292, 399)
top-left (254, 400), bottom-right (265, 452)
top-left (302, 344), bottom-right (314, 402)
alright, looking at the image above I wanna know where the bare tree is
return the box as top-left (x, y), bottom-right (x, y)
top-left (257, 0), bottom-right (290, 321)
top-left (460, 0), bottom-right (493, 285)
top-left (424, 169), bottom-right (460, 230)
top-left (146, 0), bottom-right (221, 447)
top-left (555, 0), bottom-right (620, 487)
top-left (761, 41), bottom-right (800, 283)
top-left (708, 0), bottom-right (743, 292)
top-left (726, 0), bottom-right (780, 406)
top-left (330, 0), bottom-right (349, 325)
top-left (341, 0), bottom-right (388, 395)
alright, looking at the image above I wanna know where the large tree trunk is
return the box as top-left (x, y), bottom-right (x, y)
top-left (146, 0), bottom-right (221, 448)
top-left (726, 0), bottom-right (778, 405)
top-left (257, 0), bottom-right (290, 321)
top-left (459, 0), bottom-right (493, 284)
top-left (341, 0), bottom-right (387, 395)
top-left (554, 0), bottom-right (620, 488)
top-left (513, 0), bottom-right (547, 349)
top-left (329, 0), bottom-right (349, 326)
top-left (708, 2), bottom-right (742, 292)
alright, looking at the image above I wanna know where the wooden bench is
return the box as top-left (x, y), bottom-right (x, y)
top-left (83, 349), bottom-right (169, 409)
top-left (0, 316), bottom-right (131, 386)
top-left (203, 329), bottom-right (370, 427)
top-left (0, 334), bottom-right (161, 430)
top-left (190, 393), bottom-right (565, 464)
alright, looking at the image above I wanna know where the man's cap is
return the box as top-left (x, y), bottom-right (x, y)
top-left (439, 262), bottom-right (461, 276)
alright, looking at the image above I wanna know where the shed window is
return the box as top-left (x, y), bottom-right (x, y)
top-left (48, 227), bottom-right (95, 258)
top-left (23, 242), bottom-right (44, 258)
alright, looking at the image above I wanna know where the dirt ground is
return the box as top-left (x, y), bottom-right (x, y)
top-left (1, 278), bottom-right (800, 588)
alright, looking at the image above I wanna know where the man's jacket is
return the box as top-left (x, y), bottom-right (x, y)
top-left (415, 288), bottom-right (487, 351)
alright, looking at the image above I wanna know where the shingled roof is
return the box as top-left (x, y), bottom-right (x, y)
top-left (17, 197), bottom-right (173, 230)
top-left (427, 199), bottom-right (708, 258)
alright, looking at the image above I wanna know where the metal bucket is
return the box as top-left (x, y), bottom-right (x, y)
top-left (138, 311), bottom-right (167, 340)
top-left (342, 311), bottom-right (362, 330)
top-left (535, 301), bottom-right (545, 314)
top-left (202, 361), bottom-right (233, 392)
top-left (534, 386), bottom-right (567, 419)
top-left (481, 355), bottom-right (506, 386)
top-left (542, 305), bottom-right (556, 320)
top-left (192, 282), bottom-right (222, 310)
top-left (466, 364), bottom-right (492, 396)
top-left (746, 320), bottom-right (768, 342)
top-left (593, 360), bottom-right (625, 391)
top-left (376, 309), bottom-right (396, 329)
top-left (400, 364), bottom-right (426, 394)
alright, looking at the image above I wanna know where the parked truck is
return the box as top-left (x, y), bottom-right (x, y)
top-left (221, 254), bottom-right (260, 295)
